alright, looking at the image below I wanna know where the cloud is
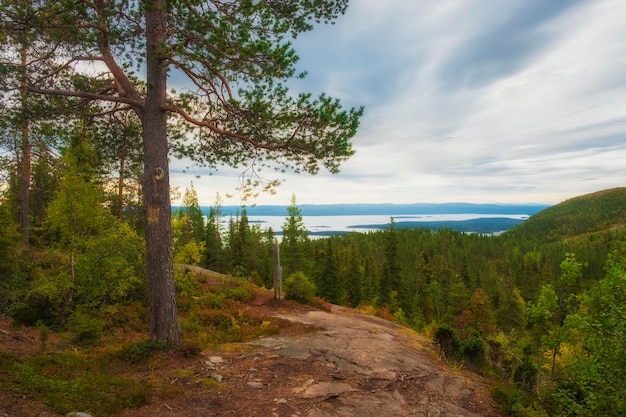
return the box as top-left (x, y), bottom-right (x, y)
top-left (170, 0), bottom-right (626, 207)
top-left (436, 0), bottom-right (589, 91)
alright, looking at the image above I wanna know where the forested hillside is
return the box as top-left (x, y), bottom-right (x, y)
top-left (1, 170), bottom-right (626, 415)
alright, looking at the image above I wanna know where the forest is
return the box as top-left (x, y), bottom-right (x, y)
top-left (1, 129), bottom-right (626, 416)
top-left (1, 1), bottom-right (625, 415)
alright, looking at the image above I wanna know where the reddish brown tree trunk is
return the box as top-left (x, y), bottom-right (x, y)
top-left (19, 42), bottom-right (30, 247)
top-left (142, 0), bottom-right (181, 345)
top-left (20, 123), bottom-right (31, 246)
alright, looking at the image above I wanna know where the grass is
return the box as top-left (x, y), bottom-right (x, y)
top-left (0, 350), bottom-right (150, 415)
top-left (0, 268), bottom-right (288, 416)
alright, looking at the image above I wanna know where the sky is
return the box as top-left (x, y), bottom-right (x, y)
top-left (170, 0), bottom-right (626, 207)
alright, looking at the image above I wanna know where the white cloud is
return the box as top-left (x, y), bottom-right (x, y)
top-left (172, 0), bottom-right (626, 207)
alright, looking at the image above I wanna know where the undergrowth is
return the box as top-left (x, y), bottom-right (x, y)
top-left (0, 269), bottom-right (286, 415)
top-left (0, 350), bottom-right (150, 415)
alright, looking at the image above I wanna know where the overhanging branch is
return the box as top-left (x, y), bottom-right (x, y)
top-left (162, 103), bottom-right (295, 151)
top-left (27, 87), bottom-right (144, 108)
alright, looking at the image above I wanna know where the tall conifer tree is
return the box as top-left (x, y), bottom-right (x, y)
top-left (1, 0), bottom-right (362, 343)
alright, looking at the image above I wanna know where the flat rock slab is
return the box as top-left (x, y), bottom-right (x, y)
top-left (249, 307), bottom-right (500, 417)
top-left (112, 295), bottom-right (501, 417)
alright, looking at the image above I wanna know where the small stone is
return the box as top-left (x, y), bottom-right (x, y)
top-left (212, 374), bottom-right (224, 382)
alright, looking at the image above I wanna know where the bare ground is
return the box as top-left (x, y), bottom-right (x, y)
top-left (0, 284), bottom-right (501, 417)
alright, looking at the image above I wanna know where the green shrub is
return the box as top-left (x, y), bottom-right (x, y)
top-left (459, 331), bottom-right (488, 370)
top-left (174, 268), bottom-right (199, 297)
top-left (114, 340), bottom-right (166, 364)
top-left (492, 386), bottom-right (526, 416)
top-left (284, 272), bottom-right (316, 304)
top-left (66, 310), bottom-right (104, 346)
top-left (433, 325), bottom-right (460, 360)
top-left (513, 358), bottom-right (539, 393)
top-left (6, 351), bottom-right (150, 415)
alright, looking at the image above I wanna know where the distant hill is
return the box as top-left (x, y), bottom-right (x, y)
top-left (196, 202), bottom-right (549, 217)
top-left (504, 187), bottom-right (626, 242)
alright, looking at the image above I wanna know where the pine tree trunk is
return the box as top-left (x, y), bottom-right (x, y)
top-left (142, 0), bottom-right (181, 345)
top-left (19, 42), bottom-right (30, 247)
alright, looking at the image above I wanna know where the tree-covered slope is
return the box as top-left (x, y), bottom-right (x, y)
top-left (505, 187), bottom-right (626, 242)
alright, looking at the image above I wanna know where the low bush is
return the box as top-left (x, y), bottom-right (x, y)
top-left (2, 351), bottom-right (150, 415)
top-left (66, 309), bottom-right (104, 347)
top-left (284, 272), bottom-right (316, 304)
top-left (458, 331), bottom-right (488, 371)
top-left (433, 325), bottom-right (461, 360)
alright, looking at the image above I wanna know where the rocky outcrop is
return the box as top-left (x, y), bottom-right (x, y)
top-left (244, 307), bottom-right (500, 417)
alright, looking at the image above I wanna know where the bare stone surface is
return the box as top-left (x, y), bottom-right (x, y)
top-left (244, 306), bottom-right (500, 417)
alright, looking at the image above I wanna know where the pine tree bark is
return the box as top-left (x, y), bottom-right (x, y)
top-left (19, 41), bottom-right (30, 247)
top-left (142, 0), bottom-right (181, 345)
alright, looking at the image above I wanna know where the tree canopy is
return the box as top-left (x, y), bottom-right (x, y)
top-left (1, 0), bottom-right (363, 344)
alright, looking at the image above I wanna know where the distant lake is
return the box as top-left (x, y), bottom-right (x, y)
top-left (243, 213), bottom-right (530, 237)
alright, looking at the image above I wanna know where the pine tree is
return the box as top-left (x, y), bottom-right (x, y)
top-left (345, 239), bottom-right (363, 307)
top-left (281, 194), bottom-right (309, 277)
top-left (2, 0), bottom-right (362, 344)
top-left (380, 218), bottom-right (400, 306)
top-left (317, 239), bottom-right (340, 304)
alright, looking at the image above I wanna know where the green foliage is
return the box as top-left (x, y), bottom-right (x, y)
top-left (554, 250), bottom-right (626, 416)
top-left (175, 268), bottom-right (201, 298)
top-left (497, 286), bottom-right (527, 334)
top-left (114, 340), bottom-right (167, 364)
top-left (281, 194), bottom-right (309, 277)
top-left (182, 308), bottom-right (279, 346)
top-left (458, 331), bottom-right (488, 371)
top-left (468, 288), bottom-right (497, 337)
top-left (9, 136), bottom-right (146, 326)
top-left (433, 324), bottom-right (461, 360)
top-left (173, 184), bottom-right (207, 267)
top-left (492, 387), bottom-right (527, 416)
top-left (513, 359), bottom-right (539, 393)
top-left (506, 188), bottom-right (626, 242)
top-left (0, 351), bottom-right (150, 415)
top-left (66, 309), bottom-right (104, 346)
top-left (315, 238), bottom-right (341, 303)
top-left (173, 239), bottom-right (206, 266)
top-left (379, 218), bottom-right (400, 306)
top-left (492, 387), bottom-right (549, 417)
top-left (203, 203), bottom-right (224, 272)
top-left (284, 271), bottom-right (317, 304)
top-left (0, 193), bottom-right (25, 314)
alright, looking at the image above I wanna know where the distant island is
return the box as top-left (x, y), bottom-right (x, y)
top-left (349, 217), bottom-right (527, 234)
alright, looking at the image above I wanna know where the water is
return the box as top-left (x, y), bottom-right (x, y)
top-left (244, 213), bottom-right (530, 236)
